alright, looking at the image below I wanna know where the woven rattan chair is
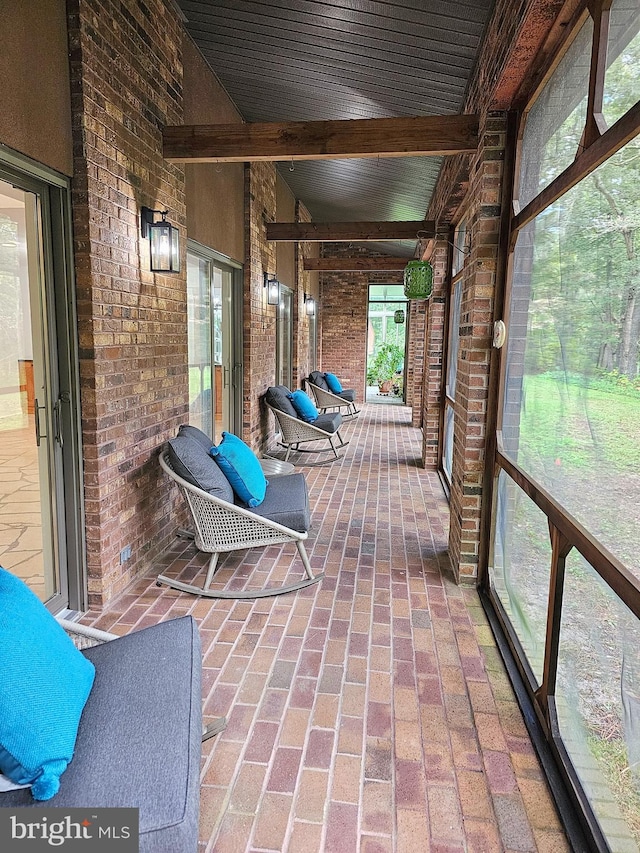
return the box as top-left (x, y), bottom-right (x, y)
top-left (265, 385), bottom-right (348, 465)
top-left (305, 373), bottom-right (360, 420)
top-left (156, 450), bottom-right (323, 599)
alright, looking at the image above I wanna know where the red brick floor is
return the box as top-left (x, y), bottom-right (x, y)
top-left (83, 403), bottom-right (570, 852)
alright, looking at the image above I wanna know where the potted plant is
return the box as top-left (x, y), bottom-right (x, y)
top-left (367, 343), bottom-right (404, 394)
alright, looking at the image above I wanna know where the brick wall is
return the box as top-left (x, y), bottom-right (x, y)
top-left (320, 244), bottom-right (404, 404)
top-left (67, 0), bottom-right (186, 606)
top-left (243, 161), bottom-right (278, 452)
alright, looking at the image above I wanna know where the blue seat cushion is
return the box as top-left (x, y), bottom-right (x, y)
top-left (265, 385), bottom-right (298, 418)
top-left (0, 568), bottom-right (96, 801)
top-left (314, 412), bottom-right (342, 433)
top-left (0, 617), bottom-right (202, 853)
top-left (167, 434), bottom-right (234, 502)
top-left (288, 390), bottom-right (319, 423)
top-left (210, 432), bottom-right (268, 507)
top-left (324, 372), bottom-right (343, 393)
top-left (252, 473), bottom-right (310, 532)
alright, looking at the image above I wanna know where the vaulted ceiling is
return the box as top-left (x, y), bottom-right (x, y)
top-left (177, 0), bottom-right (496, 256)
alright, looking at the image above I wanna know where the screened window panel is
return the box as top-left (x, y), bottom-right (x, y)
top-left (490, 471), bottom-right (551, 684)
top-left (446, 279), bottom-right (463, 399)
top-left (518, 17), bottom-right (593, 209)
top-left (603, 0), bottom-right (640, 128)
top-left (452, 221), bottom-right (467, 277)
top-left (503, 140), bottom-right (640, 581)
top-left (556, 553), bottom-right (640, 850)
top-left (442, 404), bottom-right (454, 483)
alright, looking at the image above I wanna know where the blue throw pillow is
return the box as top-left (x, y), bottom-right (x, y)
top-left (0, 567), bottom-right (96, 800)
top-left (324, 372), bottom-right (343, 393)
top-left (288, 390), bottom-right (319, 423)
top-left (210, 432), bottom-right (268, 507)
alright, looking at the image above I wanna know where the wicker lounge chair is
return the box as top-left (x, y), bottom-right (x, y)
top-left (305, 371), bottom-right (360, 419)
top-left (265, 385), bottom-right (348, 465)
top-left (157, 444), bottom-right (323, 599)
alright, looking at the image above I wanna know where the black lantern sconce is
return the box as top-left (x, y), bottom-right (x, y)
top-left (393, 309), bottom-right (405, 324)
top-left (264, 273), bottom-right (280, 306)
top-left (141, 207), bottom-right (180, 273)
top-left (304, 293), bottom-right (316, 317)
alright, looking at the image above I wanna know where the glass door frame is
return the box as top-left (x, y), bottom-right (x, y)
top-left (0, 148), bottom-right (85, 613)
top-left (276, 283), bottom-right (294, 389)
top-left (186, 240), bottom-right (243, 439)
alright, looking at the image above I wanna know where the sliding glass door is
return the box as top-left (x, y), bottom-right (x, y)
top-left (0, 165), bottom-right (82, 611)
top-left (187, 243), bottom-right (242, 441)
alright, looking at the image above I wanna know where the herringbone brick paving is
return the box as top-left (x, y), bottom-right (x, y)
top-left (83, 403), bottom-right (569, 852)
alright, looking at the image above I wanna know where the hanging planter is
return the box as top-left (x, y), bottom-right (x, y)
top-left (393, 309), bottom-right (405, 324)
top-left (403, 260), bottom-right (433, 300)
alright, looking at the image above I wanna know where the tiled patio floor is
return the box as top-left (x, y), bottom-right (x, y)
top-left (83, 403), bottom-right (570, 852)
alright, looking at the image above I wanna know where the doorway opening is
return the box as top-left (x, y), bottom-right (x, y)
top-left (366, 284), bottom-right (407, 404)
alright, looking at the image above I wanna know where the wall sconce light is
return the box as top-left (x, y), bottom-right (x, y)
top-left (264, 273), bottom-right (280, 305)
top-left (304, 293), bottom-right (316, 317)
top-left (393, 309), bottom-right (405, 324)
top-left (141, 207), bottom-right (180, 273)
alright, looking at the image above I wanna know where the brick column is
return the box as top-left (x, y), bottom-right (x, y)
top-left (243, 162), bottom-right (277, 451)
top-left (67, 0), bottom-right (186, 606)
top-left (421, 241), bottom-right (449, 467)
top-left (448, 115), bottom-right (508, 581)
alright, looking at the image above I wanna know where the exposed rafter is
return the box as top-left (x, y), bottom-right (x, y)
top-left (162, 115), bottom-right (479, 163)
top-left (267, 220), bottom-right (436, 243)
top-left (303, 257), bottom-right (410, 272)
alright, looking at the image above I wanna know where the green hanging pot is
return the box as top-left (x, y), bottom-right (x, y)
top-left (403, 260), bottom-right (433, 300)
top-left (393, 309), bottom-right (405, 324)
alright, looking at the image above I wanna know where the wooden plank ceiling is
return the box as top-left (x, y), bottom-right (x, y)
top-left (176, 0), bottom-right (495, 257)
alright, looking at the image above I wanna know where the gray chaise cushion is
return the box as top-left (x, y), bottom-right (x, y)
top-left (265, 385), bottom-right (298, 418)
top-left (309, 371), bottom-right (330, 392)
top-left (252, 472), bottom-right (310, 532)
top-left (2, 617), bottom-right (202, 853)
top-left (167, 434), bottom-right (234, 502)
top-left (315, 412), bottom-right (342, 433)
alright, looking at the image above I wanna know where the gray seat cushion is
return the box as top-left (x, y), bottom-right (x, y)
top-left (167, 434), bottom-right (234, 502)
top-left (178, 423), bottom-right (213, 450)
top-left (252, 472), bottom-right (310, 532)
top-left (315, 412), bottom-right (342, 433)
top-left (265, 385), bottom-right (298, 418)
top-left (2, 617), bottom-right (202, 853)
top-left (338, 389), bottom-right (356, 403)
top-left (309, 371), bottom-right (330, 392)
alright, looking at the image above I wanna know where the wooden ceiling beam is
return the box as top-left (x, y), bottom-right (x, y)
top-left (303, 257), bottom-right (410, 271)
top-left (163, 115), bottom-right (479, 163)
top-left (267, 220), bottom-right (436, 242)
